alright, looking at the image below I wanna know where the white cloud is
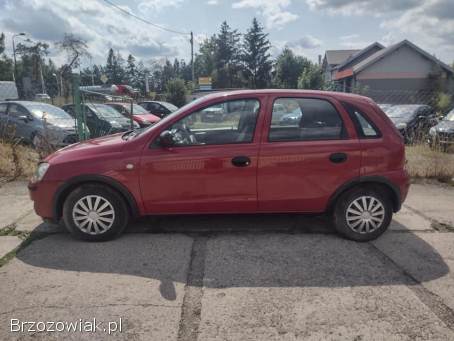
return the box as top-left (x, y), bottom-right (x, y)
top-left (232, 0), bottom-right (298, 29)
top-left (305, 0), bottom-right (422, 16)
top-left (137, 0), bottom-right (185, 12)
top-left (206, 0), bottom-right (219, 5)
top-left (0, 0), bottom-right (190, 66)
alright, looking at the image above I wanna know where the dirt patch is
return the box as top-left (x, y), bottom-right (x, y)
top-left (0, 141), bottom-right (39, 181)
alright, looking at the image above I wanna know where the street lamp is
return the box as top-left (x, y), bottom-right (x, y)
top-left (12, 32), bottom-right (26, 83)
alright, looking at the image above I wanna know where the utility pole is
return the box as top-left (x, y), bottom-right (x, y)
top-left (190, 31), bottom-right (195, 84)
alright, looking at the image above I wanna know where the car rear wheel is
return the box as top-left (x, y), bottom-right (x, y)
top-left (333, 187), bottom-right (392, 241)
top-left (63, 184), bottom-right (129, 241)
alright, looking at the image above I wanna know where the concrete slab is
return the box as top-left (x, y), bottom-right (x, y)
top-left (0, 236), bottom-right (22, 259)
top-left (0, 233), bottom-right (193, 340)
top-left (0, 181), bottom-right (33, 229)
top-left (390, 206), bottom-right (433, 231)
top-left (405, 183), bottom-right (454, 227)
top-left (199, 234), bottom-right (454, 340)
top-left (374, 232), bottom-right (454, 312)
top-left (14, 211), bottom-right (43, 232)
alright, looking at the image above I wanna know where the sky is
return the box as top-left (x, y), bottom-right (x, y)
top-left (0, 0), bottom-right (453, 70)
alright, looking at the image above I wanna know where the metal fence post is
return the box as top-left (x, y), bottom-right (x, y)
top-left (130, 98), bottom-right (134, 130)
top-left (72, 73), bottom-right (85, 141)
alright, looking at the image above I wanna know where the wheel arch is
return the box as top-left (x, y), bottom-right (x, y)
top-left (53, 174), bottom-right (140, 222)
top-left (326, 176), bottom-right (402, 213)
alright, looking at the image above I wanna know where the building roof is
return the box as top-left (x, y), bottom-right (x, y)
top-left (336, 42), bottom-right (385, 71)
top-left (353, 40), bottom-right (454, 75)
top-left (325, 49), bottom-right (360, 66)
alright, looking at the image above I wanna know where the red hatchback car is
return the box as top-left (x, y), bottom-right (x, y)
top-left (105, 102), bottom-right (161, 127)
top-left (29, 90), bottom-right (409, 242)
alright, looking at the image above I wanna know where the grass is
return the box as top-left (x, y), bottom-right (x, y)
top-left (406, 144), bottom-right (454, 181)
top-left (0, 140), bottom-right (39, 181)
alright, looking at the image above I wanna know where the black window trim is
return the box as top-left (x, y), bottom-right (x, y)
top-left (341, 101), bottom-right (382, 139)
top-left (151, 97), bottom-right (262, 148)
top-left (267, 96), bottom-right (349, 143)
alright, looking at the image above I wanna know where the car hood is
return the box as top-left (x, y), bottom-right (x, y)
top-left (134, 113), bottom-right (160, 123)
top-left (388, 116), bottom-right (411, 125)
top-left (434, 120), bottom-right (454, 132)
top-left (47, 118), bottom-right (76, 130)
top-left (46, 133), bottom-right (126, 163)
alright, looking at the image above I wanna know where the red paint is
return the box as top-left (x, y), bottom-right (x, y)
top-left (29, 90), bottom-right (409, 220)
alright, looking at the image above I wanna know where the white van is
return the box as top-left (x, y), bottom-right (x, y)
top-left (0, 81), bottom-right (19, 101)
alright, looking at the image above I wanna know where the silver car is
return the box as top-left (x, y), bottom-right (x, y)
top-left (0, 101), bottom-right (78, 147)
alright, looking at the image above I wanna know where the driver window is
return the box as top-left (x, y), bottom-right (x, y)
top-left (169, 99), bottom-right (260, 146)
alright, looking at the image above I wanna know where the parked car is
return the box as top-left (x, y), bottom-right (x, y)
top-left (377, 103), bottom-right (393, 112)
top-left (200, 103), bottom-right (225, 122)
top-left (34, 93), bottom-right (51, 101)
top-left (0, 101), bottom-right (77, 147)
top-left (382, 104), bottom-right (437, 143)
top-left (138, 101), bottom-right (178, 118)
top-left (62, 103), bottom-right (139, 138)
top-left (429, 109), bottom-right (454, 149)
top-left (279, 108), bottom-right (303, 126)
top-left (105, 102), bottom-right (160, 127)
top-left (29, 90), bottom-right (409, 242)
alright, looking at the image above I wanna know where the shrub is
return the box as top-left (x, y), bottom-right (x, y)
top-left (165, 78), bottom-right (187, 107)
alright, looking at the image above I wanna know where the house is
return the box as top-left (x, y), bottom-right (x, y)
top-left (322, 49), bottom-right (360, 82)
top-left (322, 40), bottom-right (454, 94)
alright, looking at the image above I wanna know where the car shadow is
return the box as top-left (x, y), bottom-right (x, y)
top-left (16, 214), bottom-right (449, 301)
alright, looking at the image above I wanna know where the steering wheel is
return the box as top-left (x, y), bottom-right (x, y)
top-left (171, 123), bottom-right (197, 145)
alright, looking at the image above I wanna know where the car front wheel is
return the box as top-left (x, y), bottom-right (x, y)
top-left (334, 187), bottom-right (393, 241)
top-left (63, 184), bottom-right (129, 241)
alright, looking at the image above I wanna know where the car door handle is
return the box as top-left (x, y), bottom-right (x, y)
top-left (329, 152), bottom-right (347, 164)
top-left (231, 156), bottom-right (251, 167)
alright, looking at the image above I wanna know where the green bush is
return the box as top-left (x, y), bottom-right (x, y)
top-left (165, 78), bottom-right (187, 107)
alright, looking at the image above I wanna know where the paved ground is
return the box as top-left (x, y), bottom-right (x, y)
top-left (0, 181), bottom-right (454, 340)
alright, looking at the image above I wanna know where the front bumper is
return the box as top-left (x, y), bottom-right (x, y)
top-left (28, 180), bottom-right (62, 220)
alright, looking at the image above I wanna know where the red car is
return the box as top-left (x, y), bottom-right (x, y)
top-left (105, 102), bottom-right (160, 127)
top-left (29, 90), bottom-right (409, 242)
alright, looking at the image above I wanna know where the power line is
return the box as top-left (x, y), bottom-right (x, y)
top-left (100, 0), bottom-right (190, 36)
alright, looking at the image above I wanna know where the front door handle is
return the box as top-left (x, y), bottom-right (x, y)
top-left (231, 156), bottom-right (251, 167)
top-left (329, 152), bottom-right (347, 164)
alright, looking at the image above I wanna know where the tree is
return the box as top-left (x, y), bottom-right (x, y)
top-left (273, 48), bottom-right (311, 89)
top-left (297, 62), bottom-right (324, 90)
top-left (195, 35), bottom-right (216, 79)
top-left (214, 21), bottom-right (242, 88)
top-left (126, 54), bottom-right (137, 86)
top-left (0, 32), bottom-right (13, 81)
top-left (105, 48), bottom-right (125, 84)
top-left (242, 18), bottom-right (272, 88)
top-left (165, 78), bottom-right (187, 107)
top-left (56, 33), bottom-right (90, 69)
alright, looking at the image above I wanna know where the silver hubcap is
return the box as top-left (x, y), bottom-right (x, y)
top-left (72, 195), bottom-right (115, 235)
top-left (346, 196), bottom-right (385, 234)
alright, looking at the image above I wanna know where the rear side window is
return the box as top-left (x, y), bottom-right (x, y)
top-left (343, 102), bottom-right (381, 138)
top-left (269, 98), bottom-right (345, 142)
top-left (0, 103), bottom-right (7, 115)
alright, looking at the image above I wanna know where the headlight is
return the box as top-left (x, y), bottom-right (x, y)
top-left (429, 127), bottom-right (437, 136)
top-left (396, 122), bottom-right (407, 130)
top-left (31, 162), bottom-right (49, 183)
top-left (141, 119), bottom-right (151, 126)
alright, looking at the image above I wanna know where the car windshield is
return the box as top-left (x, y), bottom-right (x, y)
top-left (385, 105), bottom-right (420, 119)
top-left (89, 104), bottom-right (124, 119)
top-left (27, 103), bottom-right (73, 122)
top-left (131, 104), bottom-right (149, 115)
top-left (444, 111), bottom-right (454, 121)
top-left (160, 102), bottom-right (178, 112)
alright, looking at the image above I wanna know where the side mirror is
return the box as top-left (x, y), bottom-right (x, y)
top-left (159, 130), bottom-right (175, 147)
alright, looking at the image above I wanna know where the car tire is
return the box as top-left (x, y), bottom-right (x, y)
top-left (333, 186), bottom-right (393, 242)
top-left (62, 184), bottom-right (129, 241)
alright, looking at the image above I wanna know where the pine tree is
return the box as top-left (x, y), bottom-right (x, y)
top-left (242, 18), bottom-right (272, 89)
top-left (215, 21), bottom-right (242, 88)
top-left (126, 54), bottom-right (137, 86)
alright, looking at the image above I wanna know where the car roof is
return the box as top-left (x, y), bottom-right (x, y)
top-left (195, 89), bottom-right (373, 103)
top-left (0, 100), bottom-right (54, 107)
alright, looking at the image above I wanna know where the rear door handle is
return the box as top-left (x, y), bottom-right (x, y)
top-left (231, 156), bottom-right (251, 167)
top-left (329, 152), bottom-right (347, 164)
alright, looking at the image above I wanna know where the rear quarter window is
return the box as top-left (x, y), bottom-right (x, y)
top-left (342, 102), bottom-right (381, 138)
